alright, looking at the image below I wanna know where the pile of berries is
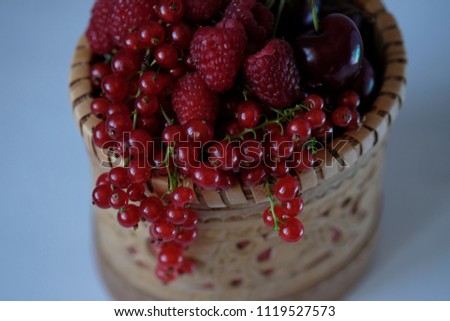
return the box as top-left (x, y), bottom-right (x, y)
top-left (87, 0), bottom-right (377, 283)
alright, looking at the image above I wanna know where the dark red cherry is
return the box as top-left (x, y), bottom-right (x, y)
top-left (294, 13), bottom-right (364, 89)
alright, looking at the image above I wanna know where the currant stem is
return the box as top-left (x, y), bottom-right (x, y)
top-left (225, 103), bottom-right (309, 141)
top-left (132, 111), bottom-right (138, 130)
top-left (265, 178), bottom-right (280, 232)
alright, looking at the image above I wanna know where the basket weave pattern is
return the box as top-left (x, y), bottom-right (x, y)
top-left (69, 0), bottom-right (406, 300)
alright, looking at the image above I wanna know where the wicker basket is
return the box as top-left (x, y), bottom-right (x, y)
top-left (69, 0), bottom-right (406, 300)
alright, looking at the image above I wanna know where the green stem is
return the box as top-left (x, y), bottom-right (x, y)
top-left (309, 0), bottom-right (320, 33)
top-left (132, 111), bottom-right (138, 130)
top-left (265, 178), bottom-right (280, 232)
top-left (160, 104), bottom-right (174, 125)
top-left (225, 103), bottom-right (309, 141)
top-left (273, 0), bottom-right (287, 37)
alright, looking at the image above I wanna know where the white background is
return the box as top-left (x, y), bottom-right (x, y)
top-left (0, 0), bottom-right (449, 300)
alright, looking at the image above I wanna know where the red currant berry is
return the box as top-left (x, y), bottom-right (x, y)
top-left (117, 205), bottom-right (140, 228)
top-left (93, 122), bottom-right (115, 149)
top-left (313, 121), bottom-right (334, 141)
top-left (175, 228), bottom-right (198, 246)
top-left (140, 196), bottom-right (164, 222)
top-left (218, 171), bottom-right (237, 191)
top-left (92, 185), bottom-right (112, 209)
top-left (155, 264), bottom-right (178, 283)
top-left (90, 98), bottom-right (110, 119)
top-left (101, 74), bottom-right (129, 102)
top-left (262, 206), bottom-right (286, 228)
top-left (96, 172), bottom-right (110, 186)
top-left (286, 117), bottom-right (312, 143)
top-left (173, 141), bottom-right (200, 169)
top-left (139, 71), bottom-right (166, 96)
top-left (168, 63), bottom-right (188, 79)
top-left (162, 125), bottom-right (186, 146)
top-left (123, 32), bottom-right (140, 51)
top-left (332, 106), bottom-right (353, 127)
top-left (128, 160), bottom-right (151, 184)
top-left (154, 43), bottom-right (179, 69)
top-left (304, 109), bottom-right (326, 129)
top-left (111, 140), bottom-right (130, 158)
top-left (111, 50), bottom-right (140, 77)
top-left (283, 197), bottom-right (304, 217)
top-left (348, 109), bottom-right (361, 130)
top-left (278, 218), bottom-right (304, 242)
top-left (128, 129), bottom-right (153, 156)
top-left (165, 204), bottom-right (188, 224)
top-left (127, 183), bottom-right (145, 202)
top-left (157, 0), bottom-right (185, 23)
top-left (209, 141), bottom-right (241, 171)
top-left (150, 219), bottom-right (177, 242)
top-left (185, 119), bottom-right (214, 145)
top-left (240, 164), bottom-right (266, 187)
top-left (106, 102), bottom-right (130, 117)
top-left (180, 209), bottom-right (198, 230)
top-left (224, 120), bottom-right (243, 137)
top-left (178, 258), bottom-right (196, 274)
top-left (138, 22), bottom-right (165, 47)
top-left (191, 164), bottom-right (221, 190)
top-left (264, 123), bottom-right (283, 136)
top-left (240, 139), bottom-right (264, 165)
top-left (303, 94), bottom-right (324, 109)
top-left (158, 243), bottom-right (184, 268)
top-left (275, 175), bottom-right (300, 202)
top-left (137, 115), bottom-right (161, 135)
top-left (105, 113), bottom-right (133, 140)
top-left (108, 167), bottom-right (131, 188)
top-left (135, 95), bottom-right (158, 117)
top-left (267, 134), bottom-right (294, 159)
top-left (291, 148), bottom-right (317, 172)
top-left (338, 90), bottom-right (360, 109)
top-left (236, 100), bottom-right (261, 129)
top-left (150, 148), bottom-right (173, 176)
top-left (90, 62), bottom-right (111, 87)
top-left (109, 189), bottom-right (129, 209)
top-left (167, 22), bottom-right (192, 49)
top-left (266, 159), bottom-right (290, 178)
top-left (171, 186), bottom-right (194, 207)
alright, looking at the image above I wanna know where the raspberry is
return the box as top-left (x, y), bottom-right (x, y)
top-left (171, 72), bottom-right (219, 126)
top-left (244, 39), bottom-right (301, 109)
top-left (223, 0), bottom-right (274, 41)
top-left (184, 0), bottom-right (222, 22)
top-left (86, 0), bottom-right (114, 54)
top-left (190, 19), bottom-right (247, 93)
top-left (109, 0), bottom-right (158, 47)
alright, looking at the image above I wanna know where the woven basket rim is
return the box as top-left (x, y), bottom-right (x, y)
top-left (69, 0), bottom-right (406, 210)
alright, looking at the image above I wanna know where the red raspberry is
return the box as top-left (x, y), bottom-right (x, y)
top-left (86, 0), bottom-right (114, 54)
top-left (223, 0), bottom-right (274, 41)
top-left (171, 72), bottom-right (219, 126)
top-left (190, 19), bottom-right (247, 93)
top-left (109, 0), bottom-right (158, 47)
top-left (184, 0), bottom-right (222, 22)
top-left (244, 39), bottom-right (301, 109)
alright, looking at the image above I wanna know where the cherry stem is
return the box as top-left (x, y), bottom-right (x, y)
top-left (265, 178), bottom-right (280, 232)
top-left (273, 0), bottom-right (287, 37)
top-left (309, 0), bottom-right (320, 33)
